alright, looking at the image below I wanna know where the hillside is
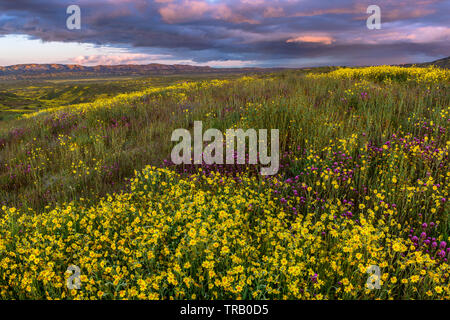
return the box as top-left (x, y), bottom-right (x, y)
top-left (0, 63), bottom-right (272, 80)
top-left (0, 73), bottom-right (250, 120)
top-left (0, 67), bottom-right (448, 300)
top-left (402, 56), bottom-right (450, 69)
top-left (1, 55), bottom-right (448, 81)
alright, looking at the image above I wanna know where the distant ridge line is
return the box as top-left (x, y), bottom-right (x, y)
top-left (0, 56), bottom-right (448, 79)
top-left (0, 63), bottom-right (277, 80)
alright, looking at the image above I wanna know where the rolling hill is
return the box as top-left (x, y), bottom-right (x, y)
top-left (0, 63), bottom-right (271, 80)
top-left (402, 56), bottom-right (450, 69)
top-left (0, 56), bottom-right (448, 80)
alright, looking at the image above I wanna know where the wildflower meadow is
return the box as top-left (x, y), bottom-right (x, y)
top-left (0, 66), bottom-right (448, 300)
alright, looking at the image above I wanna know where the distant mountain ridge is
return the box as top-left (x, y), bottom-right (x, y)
top-left (0, 56), bottom-right (448, 80)
top-left (0, 63), bottom-right (269, 80)
top-left (0, 63), bottom-right (212, 74)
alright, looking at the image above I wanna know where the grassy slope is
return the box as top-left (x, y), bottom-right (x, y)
top-left (0, 73), bottom-right (253, 121)
top-left (0, 67), bottom-right (449, 299)
top-left (0, 68), bottom-right (447, 210)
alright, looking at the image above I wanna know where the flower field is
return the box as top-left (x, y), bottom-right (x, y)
top-left (0, 66), bottom-right (449, 299)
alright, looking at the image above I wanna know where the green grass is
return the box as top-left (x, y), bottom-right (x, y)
top-left (0, 69), bottom-right (447, 214)
top-left (0, 73), bottom-right (253, 120)
top-left (0, 67), bottom-right (448, 300)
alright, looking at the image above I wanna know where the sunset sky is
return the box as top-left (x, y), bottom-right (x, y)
top-left (0, 0), bottom-right (449, 67)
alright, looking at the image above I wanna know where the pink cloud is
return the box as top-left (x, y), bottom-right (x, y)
top-left (158, 0), bottom-right (260, 24)
top-left (263, 7), bottom-right (285, 18)
top-left (70, 53), bottom-right (172, 66)
top-left (201, 59), bottom-right (257, 67)
top-left (291, 7), bottom-right (362, 18)
top-left (409, 26), bottom-right (450, 42)
top-left (159, 0), bottom-right (211, 23)
top-left (287, 34), bottom-right (335, 45)
top-left (213, 4), bottom-right (260, 24)
top-left (346, 26), bottom-right (450, 45)
top-left (68, 53), bottom-right (256, 68)
top-left (382, 8), bottom-right (436, 21)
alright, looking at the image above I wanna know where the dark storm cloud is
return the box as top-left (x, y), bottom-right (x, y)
top-left (0, 0), bottom-right (448, 66)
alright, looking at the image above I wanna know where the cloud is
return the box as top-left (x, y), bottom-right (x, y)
top-left (263, 7), bottom-right (285, 18)
top-left (287, 34), bottom-right (335, 45)
top-left (67, 52), bottom-right (256, 68)
top-left (341, 26), bottom-right (450, 45)
top-left (0, 0), bottom-right (449, 67)
top-left (400, 26), bottom-right (450, 43)
top-left (159, 0), bottom-right (210, 23)
top-left (198, 59), bottom-right (257, 67)
top-left (70, 53), bottom-right (173, 65)
top-left (158, 0), bottom-right (260, 24)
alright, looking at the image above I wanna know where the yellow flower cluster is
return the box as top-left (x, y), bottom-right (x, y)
top-left (1, 166), bottom-right (448, 300)
top-left (307, 66), bottom-right (449, 84)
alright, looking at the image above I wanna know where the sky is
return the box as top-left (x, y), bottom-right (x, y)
top-left (0, 0), bottom-right (449, 68)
